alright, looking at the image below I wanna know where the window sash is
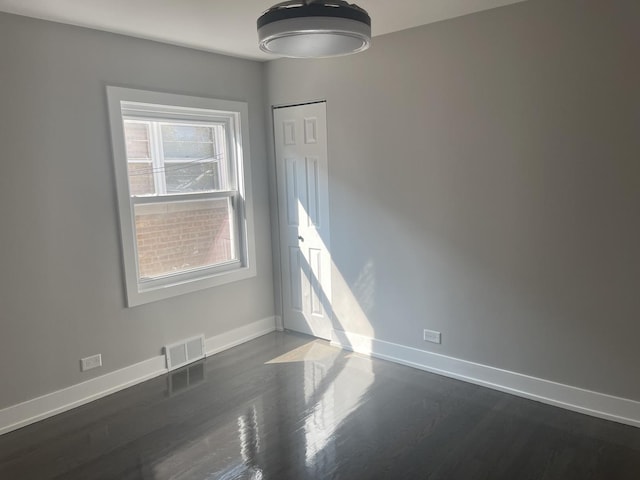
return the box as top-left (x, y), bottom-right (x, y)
top-left (125, 115), bottom-right (242, 282)
top-left (124, 117), bottom-right (232, 195)
top-left (132, 192), bottom-right (241, 290)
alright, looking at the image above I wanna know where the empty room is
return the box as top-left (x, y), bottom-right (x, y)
top-left (1, 0), bottom-right (639, 478)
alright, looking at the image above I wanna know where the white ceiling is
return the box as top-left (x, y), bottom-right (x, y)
top-left (0, 0), bottom-right (527, 61)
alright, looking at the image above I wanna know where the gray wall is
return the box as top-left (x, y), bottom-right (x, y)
top-left (0, 13), bottom-right (274, 409)
top-left (266, 0), bottom-right (640, 400)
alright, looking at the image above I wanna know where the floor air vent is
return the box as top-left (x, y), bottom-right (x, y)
top-left (165, 335), bottom-right (205, 371)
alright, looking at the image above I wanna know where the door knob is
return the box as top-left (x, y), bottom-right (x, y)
top-left (298, 235), bottom-right (304, 242)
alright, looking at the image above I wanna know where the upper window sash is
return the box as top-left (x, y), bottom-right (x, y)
top-left (123, 115), bottom-right (237, 193)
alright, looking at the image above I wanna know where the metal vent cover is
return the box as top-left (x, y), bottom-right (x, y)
top-left (165, 335), bottom-right (205, 371)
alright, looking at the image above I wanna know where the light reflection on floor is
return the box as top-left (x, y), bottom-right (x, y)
top-left (297, 342), bottom-right (374, 468)
top-left (150, 338), bottom-right (374, 480)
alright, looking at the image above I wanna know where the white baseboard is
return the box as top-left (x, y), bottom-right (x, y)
top-left (331, 329), bottom-right (640, 429)
top-left (0, 356), bottom-right (166, 436)
top-left (0, 316), bottom-right (276, 436)
top-left (274, 315), bottom-right (284, 332)
top-left (205, 316), bottom-right (276, 356)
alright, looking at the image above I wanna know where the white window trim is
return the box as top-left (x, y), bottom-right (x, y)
top-left (106, 86), bottom-right (257, 307)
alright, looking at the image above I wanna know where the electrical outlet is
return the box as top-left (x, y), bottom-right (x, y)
top-left (423, 329), bottom-right (441, 344)
top-left (81, 354), bottom-right (102, 372)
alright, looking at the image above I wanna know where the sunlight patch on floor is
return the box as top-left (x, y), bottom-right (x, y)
top-left (265, 341), bottom-right (340, 365)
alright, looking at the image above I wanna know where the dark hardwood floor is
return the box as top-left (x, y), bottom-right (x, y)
top-left (1, 332), bottom-right (639, 479)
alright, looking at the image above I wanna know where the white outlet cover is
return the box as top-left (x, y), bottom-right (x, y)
top-left (81, 354), bottom-right (103, 371)
top-left (423, 329), bottom-right (442, 344)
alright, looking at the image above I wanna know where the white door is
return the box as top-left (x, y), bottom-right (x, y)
top-left (274, 102), bottom-right (332, 340)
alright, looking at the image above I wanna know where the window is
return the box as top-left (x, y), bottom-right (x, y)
top-left (107, 87), bottom-right (256, 306)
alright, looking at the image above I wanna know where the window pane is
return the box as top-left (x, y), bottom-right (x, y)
top-left (163, 142), bottom-right (215, 160)
top-left (161, 124), bottom-right (216, 160)
top-left (124, 122), bottom-right (151, 159)
top-left (161, 124), bottom-right (213, 143)
top-left (165, 161), bottom-right (220, 193)
top-left (128, 162), bottom-right (155, 196)
top-left (134, 198), bottom-right (235, 280)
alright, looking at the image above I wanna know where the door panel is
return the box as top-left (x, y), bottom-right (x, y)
top-left (285, 158), bottom-right (299, 226)
top-left (274, 102), bottom-right (332, 340)
top-left (309, 248), bottom-right (323, 316)
top-left (288, 247), bottom-right (303, 312)
top-left (305, 157), bottom-right (320, 227)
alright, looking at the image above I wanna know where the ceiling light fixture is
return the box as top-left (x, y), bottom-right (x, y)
top-left (257, 0), bottom-right (371, 58)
